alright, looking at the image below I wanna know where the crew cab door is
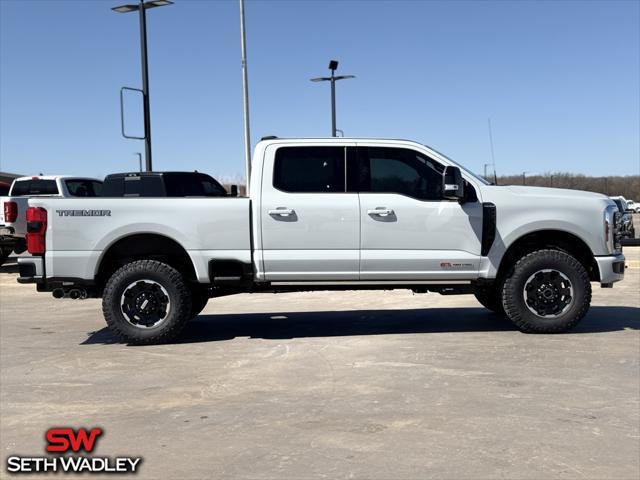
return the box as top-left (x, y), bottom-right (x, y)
top-left (260, 144), bottom-right (359, 280)
top-left (356, 145), bottom-right (483, 280)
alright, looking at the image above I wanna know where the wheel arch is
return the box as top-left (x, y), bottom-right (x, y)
top-left (497, 230), bottom-right (599, 282)
top-left (95, 233), bottom-right (197, 291)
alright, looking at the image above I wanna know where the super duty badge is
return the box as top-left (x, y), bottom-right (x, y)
top-left (56, 210), bottom-right (111, 217)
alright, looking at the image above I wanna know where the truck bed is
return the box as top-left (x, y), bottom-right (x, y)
top-left (28, 197), bottom-right (252, 282)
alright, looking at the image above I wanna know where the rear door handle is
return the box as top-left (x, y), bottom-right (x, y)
top-left (268, 208), bottom-right (295, 217)
top-left (367, 208), bottom-right (394, 217)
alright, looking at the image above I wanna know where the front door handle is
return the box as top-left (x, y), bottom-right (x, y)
top-left (367, 208), bottom-right (394, 217)
top-left (268, 208), bottom-right (295, 217)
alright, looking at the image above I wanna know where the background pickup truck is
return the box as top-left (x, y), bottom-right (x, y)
top-left (0, 175), bottom-right (102, 265)
top-left (101, 171), bottom-right (230, 198)
top-left (18, 138), bottom-right (625, 344)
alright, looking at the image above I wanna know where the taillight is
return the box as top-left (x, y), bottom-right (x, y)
top-left (26, 207), bottom-right (47, 255)
top-left (4, 201), bottom-right (17, 223)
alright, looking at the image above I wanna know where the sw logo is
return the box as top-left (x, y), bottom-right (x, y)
top-left (5, 427), bottom-right (142, 474)
top-left (46, 427), bottom-right (103, 453)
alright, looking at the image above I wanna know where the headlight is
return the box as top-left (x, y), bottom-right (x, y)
top-left (604, 204), bottom-right (622, 254)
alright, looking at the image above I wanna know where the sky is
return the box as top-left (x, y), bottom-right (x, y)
top-left (1, 0), bottom-right (638, 181)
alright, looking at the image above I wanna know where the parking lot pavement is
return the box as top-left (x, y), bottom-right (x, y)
top-left (1, 250), bottom-right (638, 480)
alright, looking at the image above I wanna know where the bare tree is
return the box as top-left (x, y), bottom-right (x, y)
top-left (491, 173), bottom-right (639, 200)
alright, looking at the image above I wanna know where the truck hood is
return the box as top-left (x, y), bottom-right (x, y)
top-left (479, 185), bottom-right (614, 214)
top-left (502, 185), bottom-right (610, 201)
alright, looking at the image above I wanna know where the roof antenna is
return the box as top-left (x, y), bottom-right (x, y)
top-left (487, 118), bottom-right (498, 185)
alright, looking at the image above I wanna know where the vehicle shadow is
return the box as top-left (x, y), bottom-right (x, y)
top-left (82, 306), bottom-right (639, 346)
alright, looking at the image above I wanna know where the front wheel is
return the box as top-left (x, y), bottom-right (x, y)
top-left (502, 249), bottom-right (591, 333)
top-left (102, 260), bottom-right (192, 345)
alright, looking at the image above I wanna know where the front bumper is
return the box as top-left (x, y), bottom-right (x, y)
top-left (595, 254), bottom-right (625, 285)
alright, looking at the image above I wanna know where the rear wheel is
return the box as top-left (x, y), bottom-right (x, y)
top-left (473, 283), bottom-right (504, 315)
top-left (102, 260), bottom-right (192, 345)
top-left (502, 249), bottom-right (591, 333)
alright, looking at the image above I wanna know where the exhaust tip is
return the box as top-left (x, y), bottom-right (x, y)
top-left (68, 288), bottom-right (88, 300)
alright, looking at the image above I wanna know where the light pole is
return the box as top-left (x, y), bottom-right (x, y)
top-left (239, 0), bottom-right (252, 190)
top-left (134, 152), bottom-right (143, 172)
top-left (483, 163), bottom-right (492, 180)
top-left (311, 60), bottom-right (355, 137)
top-left (112, 0), bottom-right (173, 171)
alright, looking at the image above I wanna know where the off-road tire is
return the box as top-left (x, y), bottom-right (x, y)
top-left (190, 286), bottom-right (209, 318)
top-left (502, 249), bottom-right (591, 333)
top-left (473, 283), bottom-right (505, 315)
top-left (102, 260), bottom-right (192, 345)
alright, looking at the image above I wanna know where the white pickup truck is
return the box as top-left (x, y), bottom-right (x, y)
top-left (0, 175), bottom-right (103, 264)
top-left (18, 138), bottom-right (625, 344)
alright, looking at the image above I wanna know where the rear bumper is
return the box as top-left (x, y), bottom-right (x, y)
top-left (17, 256), bottom-right (94, 296)
top-left (0, 228), bottom-right (25, 252)
top-left (17, 256), bottom-right (44, 283)
top-left (595, 254), bottom-right (625, 285)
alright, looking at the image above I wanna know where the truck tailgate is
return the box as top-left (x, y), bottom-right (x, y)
top-left (0, 197), bottom-right (30, 234)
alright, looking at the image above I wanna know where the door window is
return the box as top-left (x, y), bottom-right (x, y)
top-left (359, 147), bottom-right (444, 200)
top-left (273, 147), bottom-right (345, 193)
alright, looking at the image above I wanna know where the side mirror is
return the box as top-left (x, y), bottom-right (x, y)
top-left (442, 166), bottom-right (464, 201)
top-left (230, 185), bottom-right (239, 197)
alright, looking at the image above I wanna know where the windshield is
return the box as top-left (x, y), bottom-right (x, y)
top-left (422, 144), bottom-right (491, 185)
top-left (164, 173), bottom-right (227, 197)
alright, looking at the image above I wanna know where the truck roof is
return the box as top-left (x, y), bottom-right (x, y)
top-left (13, 175), bottom-right (100, 182)
top-left (255, 137), bottom-right (445, 154)
top-left (104, 171), bottom-right (208, 178)
top-left (258, 137), bottom-right (420, 144)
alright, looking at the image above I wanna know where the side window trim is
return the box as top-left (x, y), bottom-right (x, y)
top-left (344, 146), bottom-right (348, 193)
